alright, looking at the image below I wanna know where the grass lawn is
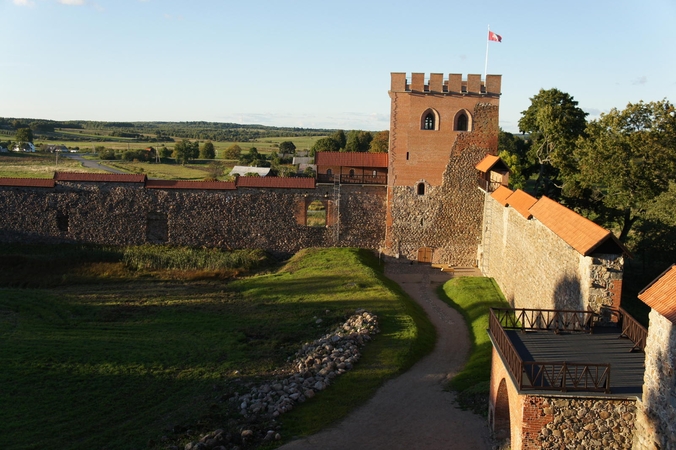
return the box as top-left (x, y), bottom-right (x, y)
top-left (0, 247), bottom-right (434, 449)
top-left (438, 277), bottom-right (510, 415)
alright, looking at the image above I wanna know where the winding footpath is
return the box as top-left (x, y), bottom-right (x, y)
top-left (280, 263), bottom-right (493, 450)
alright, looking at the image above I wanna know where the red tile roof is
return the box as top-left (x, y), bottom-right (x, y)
top-left (506, 189), bottom-right (537, 219)
top-left (475, 155), bottom-right (499, 173)
top-left (0, 177), bottom-right (55, 188)
top-left (54, 172), bottom-right (147, 183)
top-left (639, 264), bottom-right (676, 323)
top-left (235, 177), bottom-right (316, 189)
top-left (315, 152), bottom-right (388, 168)
top-left (529, 196), bottom-right (617, 256)
top-left (491, 185), bottom-right (513, 206)
top-left (146, 180), bottom-right (236, 190)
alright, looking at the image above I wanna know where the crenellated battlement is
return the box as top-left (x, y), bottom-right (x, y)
top-left (390, 72), bottom-right (501, 96)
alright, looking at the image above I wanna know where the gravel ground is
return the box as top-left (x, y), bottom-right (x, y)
top-left (279, 262), bottom-right (494, 450)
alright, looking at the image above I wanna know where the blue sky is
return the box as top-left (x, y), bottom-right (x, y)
top-left (2, 0), bottom-right (675, 133)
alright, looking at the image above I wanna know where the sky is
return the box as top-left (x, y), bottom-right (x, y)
top-left (2, 0), bottom-right (675, 133)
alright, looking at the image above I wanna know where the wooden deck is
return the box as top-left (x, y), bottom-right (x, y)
top-left (505, 327), bottom-right (645, 397)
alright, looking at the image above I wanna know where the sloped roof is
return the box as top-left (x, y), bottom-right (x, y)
top-left (235, 177), bottom-right (316, 189)
top-left (506, 189), bottom-right (537, 219)
top-left (315, 152), bottom-right (388, 168)
top-left (54, 172), bottom-right (147, 183)
top-left (529, 196), bottom-right (618, 256)
top-left (638, 264), bottom-right (676, 323)
top-left (146, 180), bottom-right (236, 190)
top-left (491, 185), bottom-right (514, 206)
top-left (475, 154), bottom-right (509, 173)
top-left (0, 177), bottom-right (55, 188)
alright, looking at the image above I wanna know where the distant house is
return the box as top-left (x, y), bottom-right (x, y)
top-left (229, 166), bottom-right (271, 177)
top-left (0, 146), bottom-right (8, 153)
top-left (45, 144), bottom-right (68, 153)
top-left (12, 142), bottom-right (36, 153)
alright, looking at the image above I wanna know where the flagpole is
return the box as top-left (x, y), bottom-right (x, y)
top-left (484, 25), bottom-right (490, 82)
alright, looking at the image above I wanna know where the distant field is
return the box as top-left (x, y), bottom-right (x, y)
top-left (32, 135), bottom-right (326, 157)
top-left (104, 160), bottom-right (234, 180)
top-left (0, 152), bottom-right (105, 178)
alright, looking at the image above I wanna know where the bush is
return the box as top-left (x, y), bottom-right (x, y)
top-left (98, 148), bottom-right (117, 160)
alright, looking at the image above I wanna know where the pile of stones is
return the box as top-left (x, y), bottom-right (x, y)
top-left (176, 309), bottom-right (379, 450)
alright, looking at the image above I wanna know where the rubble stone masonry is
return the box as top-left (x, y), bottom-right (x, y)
top-left (633, 310), bottom-right (676, 450)
top-left (480, 194), bottom-right (623, 314)
top-left (0, 182), bottom-right (387, 255)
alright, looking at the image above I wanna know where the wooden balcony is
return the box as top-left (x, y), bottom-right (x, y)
top-left (317, 174), bottom-right (387, 185)
top-left (489, 308), bottom-right (646, 396)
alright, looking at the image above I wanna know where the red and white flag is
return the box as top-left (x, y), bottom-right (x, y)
top-left (488, 31), bottom-right (502, 42)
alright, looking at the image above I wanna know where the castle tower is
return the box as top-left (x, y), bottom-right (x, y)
top-left (385, 72), bottom-right (502, 265)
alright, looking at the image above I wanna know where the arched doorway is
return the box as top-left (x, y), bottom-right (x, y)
top-left (493, 378), bottom-right (511, 440)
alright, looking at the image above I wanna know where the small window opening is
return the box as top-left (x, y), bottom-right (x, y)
top-left (406, 152), bottom-right (410, 160)
top-left (306, 200), bottom-right (326, 227)
top-left (417, 183), bottom-right (425, 195)
top-left (457, 113), bottom-right (468, 131)
top-left (372, 170), bottom-right (377, 177)
top-left (423, 113), bottom-right (435, 130)
top-left (326, 168), bottom-right (332, 176)
top-left (56, 211), bottom-right (69, 232)
top-left (420, 218), bottom-right (424, 226)
top-left (146, 211), bottom-right (168, 243)
top-left (349, 169), bottom-right (355, 177)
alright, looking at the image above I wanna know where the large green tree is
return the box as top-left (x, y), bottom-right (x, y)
top-left (519, 88), bottom-right (588, 197)
top-left (173, 139), bottom-right (199, 164)
top-left (278, 141), bottom-right (296, 155)
top-left (497, 129), bottom-right (531, 190)
top-left (200, 141), bottom-right (216, 159)
top-left (345, 130), bottom-right (373, 153)
top-left (572, 99), bottom-right (676, 242)
top-left (310, 137), bottom-right (340, 156)
top-left (330, 130), bottom-right (347, 150)
top-left (223, 144), bottom-right (242, 160)
top-left (369, 130), bottom-right (389, 153)
top-left (15, 127), bottom-right (33, 144)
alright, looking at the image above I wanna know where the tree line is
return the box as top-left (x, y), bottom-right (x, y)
top-left (499, 89), bottom-right (676, 291)
top-left (310, 129), bottom-right (389, 155)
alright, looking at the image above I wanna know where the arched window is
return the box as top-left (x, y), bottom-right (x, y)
top-left (326, 168), bottom-right (332, 176)
top-left (457, 113), bottom-right (468, 131)
top-left (349, 169), bottom-right (355, 177)
top-left (423, 113), bottom-right (435, 130)
top-left (417, 183), bottom-right (425, 195)
top-left (421, 108), bottom-right (439, 131)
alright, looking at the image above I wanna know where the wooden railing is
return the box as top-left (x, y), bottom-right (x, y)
top-left (619, 307), bottom-right (648, 352)
top-left (489, 308), bottom-right (612, 393)
top-left (492, 307), bottom-right (597, 333)
top-left (317, 174), bottom-right (387, 185)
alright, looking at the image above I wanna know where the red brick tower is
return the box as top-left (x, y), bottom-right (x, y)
top-left (385, 72), bottom-right (501, 265)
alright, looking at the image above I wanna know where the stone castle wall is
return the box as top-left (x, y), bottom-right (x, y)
top-left (633, 310), bottom-right (676, 450)
top-left (0, 182), bottom-right (387, 255)
top-left (480, 193), bottom-right (623, 314)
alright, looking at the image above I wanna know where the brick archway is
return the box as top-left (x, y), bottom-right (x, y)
top-left (493, 378), bottom-right (511, 440)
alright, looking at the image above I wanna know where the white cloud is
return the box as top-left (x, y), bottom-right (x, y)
top-left (12, 0), bottom-right (36, 7)
top-left (632, 76), bottom-right (647, 86)
top-left (58, 0), bottom-right (86, 5)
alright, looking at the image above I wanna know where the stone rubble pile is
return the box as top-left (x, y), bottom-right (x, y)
top-left (178, 309), bottom-right (379, 450)
top-left (231, 309), bottom-right (379, 419)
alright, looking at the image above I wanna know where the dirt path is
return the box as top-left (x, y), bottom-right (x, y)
top-left (279, 263), bottom-right (493, 450)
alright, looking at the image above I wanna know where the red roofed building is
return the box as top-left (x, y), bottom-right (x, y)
top-left (315, 152), bottom-right (388, 185)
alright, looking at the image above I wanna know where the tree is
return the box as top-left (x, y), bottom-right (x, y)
top-left (345, 130), bottom-right (373, 153)
top-left (310, 137), bottom-right (340, 156)
top-left (369, 130), bottom-right (389, 153)
top-left (330, 130), bottom-right (347, 150)
top-left (239, 147), bottom-right (269, 167)
top-left (278, 141), bottom-right (296, 155)
top-left (173, 139), bottom-right (199, 164)
top-left (15, 127), bottom-right (33, 144)
top-left (497, 129), bottom-right (531, 190)
top-left (223, 144), bottom-right (242, 160)
top-left (571, 99), bottom-right (676, 242)
top-left (200, 141), bottom-right (216, 159)
top-left (518, 89), bottom-right (588, 197)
